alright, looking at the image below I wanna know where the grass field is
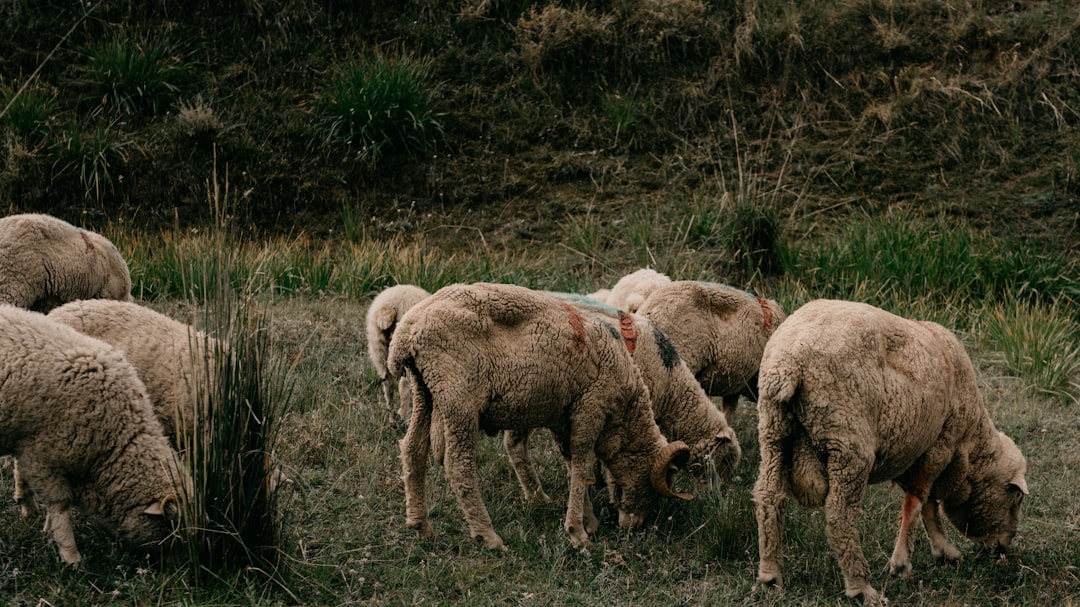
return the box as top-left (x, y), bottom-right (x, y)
top-left (0, 221), bottom-right (1076, 606)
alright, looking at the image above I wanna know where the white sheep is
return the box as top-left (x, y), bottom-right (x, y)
top-left (46, 299), bottom-right (217, 443)
top-left (501, 292), bottom-right (741, 523)
top-left (387, 282), bottom-right (693, 550)
top-left (364, 284), bottom-right (430, 419)
top-left (636, 280), bottom-right (786, 423)
top-left (604, 268), bottom-right (670, 313)
top-left (753, 299), bottom-right (1029, 604)
top-left (0, 213), bottom-right (133, 312)
top-left (0, 304), bottom-right (191, 566)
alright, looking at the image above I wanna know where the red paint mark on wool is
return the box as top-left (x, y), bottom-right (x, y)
top-left (618, 311), bottom-right (637, 354)
top-left (561, 302), bottom-right (587, 353)
top-left (80, 231), bottom-right (95, 252)
top-left (757, 297), bottom-right (772, 335)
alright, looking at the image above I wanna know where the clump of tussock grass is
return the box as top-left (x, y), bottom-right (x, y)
top-left (49, 115), bottom-right (131, 203)
top-left (76, 33), bottom-right (188, 116)
top-left (169, 164), bottom-right (298, 593)
top-left (315, 49), bottom-right (442, 166)
top-left (981, 295), bottom-right (1080, 403)
top-left (0, 80), bottom-right (56, 143)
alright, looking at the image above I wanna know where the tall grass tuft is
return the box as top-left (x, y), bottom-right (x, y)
top-left (79, 34), bottom-right (187, 116)
top-left (316, 50), bottom-right (442, 165)
top-left (50, 116), bottom-right (130, 202)
top-left (172, 162), bottom-right (297, 591)
top-left (799, 209), bottom-right (1077, 310)
top-left (0, 80), bottom-right (56, 142)
top-left (982, 296), bottom-right (1080, 403)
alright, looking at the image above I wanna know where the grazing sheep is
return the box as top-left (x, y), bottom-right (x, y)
top-left (753, 299), bottom-right (1029, 604)
top-left (0, 213), bottom-right (133, 312)
top-left (501, 292), bottom-right (741, 521)
top-left (0, 304), bottom-right (190, 566)
top-left (604, 268), bottom-right (670, 313)
top-left (636, 280), bottom-right (786, 423)
top-left (388, 283), bottom-right (693, 550)
top-left (47, 299), bottom-right (217, 443)
top-left (364, 284), bottom-right (430, 419)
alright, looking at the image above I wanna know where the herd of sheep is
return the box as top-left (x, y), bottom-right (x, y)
top-left (0, 212), bottom-right (1028, 604)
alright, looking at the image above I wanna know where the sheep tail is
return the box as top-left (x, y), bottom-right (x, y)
top-left (386, 326), bottom-right (414, 380)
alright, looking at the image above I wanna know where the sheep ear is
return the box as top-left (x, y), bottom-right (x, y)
top-left (1009, 474), bottom-right (1029, 496)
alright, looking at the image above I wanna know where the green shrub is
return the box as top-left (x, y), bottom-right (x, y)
top-left (316, 51), bottom-right (442, 164)
top-left (80, 34), bottom-right (187, 116)
top-left (0, 81), bottom-right (56, 142)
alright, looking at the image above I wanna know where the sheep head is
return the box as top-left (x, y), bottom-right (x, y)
top-left (687, 430), bottom-right (741, 481)
top-left (941, 431), bottom-right (1028, 553)
top-left (611, 440), bottom-right (693, 530)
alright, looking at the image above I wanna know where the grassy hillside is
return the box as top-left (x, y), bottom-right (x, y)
top-left (2, 0), bottom-right (1078, 254)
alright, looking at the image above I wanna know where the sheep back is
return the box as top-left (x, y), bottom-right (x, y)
top-left (753, 299), bottom-right (1027, 603)
top-left (0, 213), bottom-right (133, 312)
top-left (0, 304), bottom-right (188, 563)
top-left (48, 299), bottom-right (214, 443)
top-left (637, 280), bottom-right (786, 418)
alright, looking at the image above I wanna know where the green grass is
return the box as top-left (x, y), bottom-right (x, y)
top-left (78, 34), bottom-right (187, 116)
top-left (2, 214), bottom-right (1076, 605)
top-left (316, 50), bottom-right (442, 165)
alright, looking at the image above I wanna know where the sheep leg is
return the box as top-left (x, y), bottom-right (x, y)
top-left (721, 394), bottom-right (740, 425)
top-left (563, 452), bottom-right (600, 534)
top-left (44, 503), bottom-right (82, 566)
top-left (888, 492), bottom-right (922, 576)
top-left (400, 382), bottom-right (434, 540)
top-left (563, 452), bottom-right (596, 548)
top-left (753, 403), bottom-right (791, 589)
top-left (381, 375), bottom-right (396, 413)
top-left (396, 375), bottom-right (412, 421)
top-left (822, 445), bottom-right (879, 604)
top-left (921, 498), bottom-right (962, 562)
top-left (12, 458), bottom-right (41, 520)
top-left (563, 404), bottom-right (604, 547)
top-left (442, 423), bottom-right (505, 550)
top-left (504, 429), bottom-right (553, 505)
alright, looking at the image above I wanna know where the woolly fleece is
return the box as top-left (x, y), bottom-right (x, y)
top-left (0, 213), bottom-right (132, 312)
top-left (388, 283), bottom-right (690, 550)
top-left (753, 299), bottom-right (1028, 604)
top-left (0, 304), bottom-right (189, 565)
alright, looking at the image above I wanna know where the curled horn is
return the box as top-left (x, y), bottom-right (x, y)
top-left (651, 441), bottom-right (693, 501)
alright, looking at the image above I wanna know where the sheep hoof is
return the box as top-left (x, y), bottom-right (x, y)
top-left (756, 561), bottom-right (782, 589)
top-left (59, 549), bottom-right (82, 567)
top-left (888, 558), bottom-right (912, 577)
top-left (528, 491), bottom-right (553, 506)
top-left (567, 527), bottom-right (591, 549)
top-left (933, 545), bottom-right (963, 563)
top-left (407, 518), bottom-right (434, 540)
top-left (472, 532), bottom-right (506, 551)
top-left (845, 583), bottom-right (884, 606)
